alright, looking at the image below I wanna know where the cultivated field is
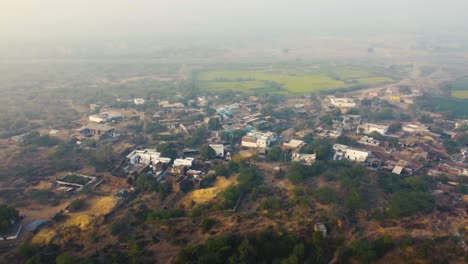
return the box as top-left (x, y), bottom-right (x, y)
top-left (197, 69), bottom-right (393, 94)
top-left (452, 90), bottom-right (468, 99)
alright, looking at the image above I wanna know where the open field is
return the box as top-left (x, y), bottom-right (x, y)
top-left (452, 90), bottom-right (468, 99)
top-left (197, 69), bottom-right (393, 94)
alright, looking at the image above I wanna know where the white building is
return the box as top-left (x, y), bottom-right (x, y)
top-left (241, 130), bottom-right (277, 148)
top-left (127, 149), bottom-right (171, 166)
top-left (134, 98), bottom-right (145, 105)
top-left (89, 112), bottom-right (124, 123)
top-left (357, 123), bottom-right (389, 135)
top-left (333, 144), bottom-right (370, 163)
top-left (283, 139), bottom-right (305, 149)
top-left (173, 157), bottom-right (194, 167)
top-left (402, 123), bottom-right (429, 133)
top-left (328, 96), bottom-right (356, 108)
top-left (209, 144), bottom-right (225, 158)
top-left (292, 153), bottom-right (316, 165)
top-left (357, 136), bottom-right (380, 146)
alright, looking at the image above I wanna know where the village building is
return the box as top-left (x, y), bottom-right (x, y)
top-left (328, 96), bottom-right (356, 108)
top-left (314, 223), bottom-right (327, 238)
top-left (402, 123), bottom-right (429, 134)
top-left (358, 136), bottom-right (380, 146)
top-left (133, 98), bottom-right (145, 105)
top-left (316, 129), bottom-right (342, 139)
top-left (292, 153), bottom-right (316, 165)
top-left (78, 123), bottom-right (115, 139)
top-left (283, 139), bottom-right (306, 150)
top-left (333, 144), bottom-right (370, 162)
top-left (209, 144), bottom-right (225, 158)
top-left (357, 123), bottom-right (389, 135)
top-left (173, 157), bottom-right (194, 168)
top-left (89, 111), bottom-right (124, 123)
top-left (241, 130), bottom-right (277, 148)
top-left (126, 149), bottom-right (171, 167)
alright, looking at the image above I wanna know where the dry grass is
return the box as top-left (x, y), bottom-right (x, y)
top-left (184, 176), bottom-right (237, 205)
top-left (31, 196), bottom-right (119, 245)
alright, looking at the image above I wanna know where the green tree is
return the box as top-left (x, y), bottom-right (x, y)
top-left (67, 199), bottom-right (85, 212)
top-left (308, 139), bottom-right (333, 160)
top-left (419, 114), bottom-right (433, 124)
top-left (345, 190), bottom-right (365, 214)
top-left (201, 218), bottom-right (217, 233)
top-left (135, 173), bottom-right (156, 191)
top-left (443, 139), bottom-right (460, 155)
top-left (288, 162), bottom-right (307, 184)
top-left (157, 142), bottom-right (178, 160)
top-left (312, 187), bottom-right (338, 204)
top-left (55, 253), bottom-right (77, 264)
top-left (388, 191), bottom-right (434, 218)
top-left (350, 239), bottom-right (377, 263)
top-left (208, 118), bottom-right (222, 130)
top-left (267, 146), bottom-right (283, 162)
top-left (219, 186), bottom-right (241, 208)
top-left (387, 122), bottom-right (402, 133)
top-left (229, 239), bottom-right (256, 264)
top-left (0, 204), bottom-right (20, 233)
top-left (200, 144), bottom-right (216, 160)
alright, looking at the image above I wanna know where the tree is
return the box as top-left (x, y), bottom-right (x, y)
top-left (419, 114), bottom-right (433, 124)
top-left (306, 139), bottom-right (333, 160)
top-left (456, 132), bottom-right (468, 147)
top-left (157, 181), bottom-right (173, 200)
top-left (388, 191), bottom-right (434, 218)
top-left (201, 218), bottom-right (217, 233)
top-left (361, 98), bottom-right (372, 106)
top-left (208, 118), bottom-right (222, 130)
top-left (0, 204), bottom-right (20, 233)
top-left (219, 186), bottom-right (241, 208)
top-left (387, 122), bottom-right (402, 133)
top-left (56, 253), bottom-right (77, 264)
top-left (336, 135), bottom-right (354, 146)
top-left (267, 146), bottom-right (283, 162)
top-left (229, 239), bottom-right (256, 264)
top-left (288, 162), bottom-right (307, 184)
top-left (345, 190), bottom-right (365, 214)
top-left (312, 187), bottom-right (338, 204)
top-left (68, 199), bottom-right (85, 212)
top-left (443, 139), bottom-right (460, 155)
top-left (350, 239), bottom-right (377, 263)
top-left (135, 173), bottom-right (156, 192)
top-left (157, 142), bottom-right (178, 160)
top-left (200, 144), bottom-right (216, 160)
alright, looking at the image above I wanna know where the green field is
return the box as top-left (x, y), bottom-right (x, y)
top-left (197, 70), bottom-right (392, 94)
top-left (452, 90), bottom-right (468, 99)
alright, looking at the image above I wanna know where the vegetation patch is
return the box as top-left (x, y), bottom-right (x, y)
top-left (197, 69), bottom-right (392, 94)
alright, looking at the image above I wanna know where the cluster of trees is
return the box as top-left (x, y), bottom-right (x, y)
top-left (443, 132), bottom-right (468, 155)
top-left (176, 228), bottom-right (333, 264)
top-left (135, 173), bottom-right (173, 199)
top-left (21, 131), bottom-right (60, 147)
top-left (300, 138), bottom-right (333, 160)
top-left (341, 236), bottom-right (395, 263)
top-left (0, 204), bottom-right (20, 233)
top-left (157, 142), bottom-right (178, 160)
top-left (378, 174), bottom-right (434, 218)
top-left (217, 168), bottom-right (263, 209)
top-left (184, 126), bottom-right (208, 147)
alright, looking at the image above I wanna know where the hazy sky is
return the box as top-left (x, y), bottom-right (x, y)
top-left (2, 0), bottom-right (468, 41)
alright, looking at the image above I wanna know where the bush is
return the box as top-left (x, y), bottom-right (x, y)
top-left (201, 218), bottom-right (217, 233)
top-left (312, 187), bottom-right (338, 204)
top-left (388, 191), bottom-right (434, 218)
top-left (0, 204), bottom-right (20, 233)
top-left (67, 199), bottom-right (85, 212)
